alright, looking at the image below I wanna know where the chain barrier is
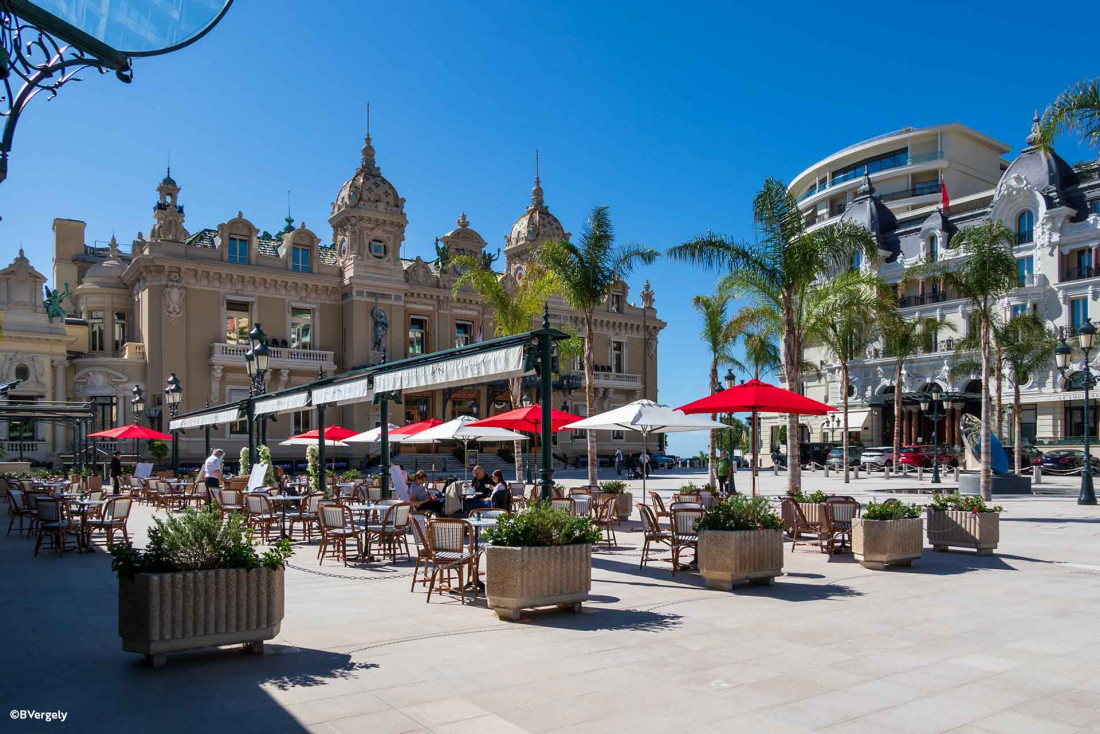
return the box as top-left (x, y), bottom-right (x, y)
top-left (287, 562), bottom-right (417, 582)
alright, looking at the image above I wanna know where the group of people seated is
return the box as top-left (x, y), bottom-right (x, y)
top-left (397, 463), bottom-right (511, 518)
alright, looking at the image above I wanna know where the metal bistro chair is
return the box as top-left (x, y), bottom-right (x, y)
top-left (549, 497), bottom-right (577, 516)
top-left (592, 494), bottom-right (618, 548)
top-left (786, 498), bottom-right (826, 553)
top-left (289, 492), bottom-right (324, 542)
top-left (33, 498), bottom-right (74, 556)
top-left (365, 502), bottom-right (413, 562)
top-left (317, 502), bottom-right (361, 566)
top-left (670, 507), bottom-right (704, 575)
top-left (217, 489), bottom-right (245, 519)
top-left (409, 513), bottom-right (434, 592)
top-left (244, 494), bottom-right (279, 543)
top-left (822, 496), bottom-right (861, 555)
top-left (85, 496), bottom-right (132, 549)
top-left (425, 518), bottom-right (480, 605)
top-left (7, 488), bottom-right (29, 536)
top-left (637, 503), bottom-right (671, 569)
top-left (649, 492), bottom-right (671, 522)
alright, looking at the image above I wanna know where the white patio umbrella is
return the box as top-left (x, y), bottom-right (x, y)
top-left (562, 399), bottom-right (725, 506)
top-left (400, 415), bottom-right (528, 479)
top-left (343, 424), bottom-right (401, 443)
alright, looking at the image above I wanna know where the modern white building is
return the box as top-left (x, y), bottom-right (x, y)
top-left (769, 116), bottom-right (1100, 461)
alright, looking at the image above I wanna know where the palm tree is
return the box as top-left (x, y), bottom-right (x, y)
top-left (537, 206), bottom-right (659, 486)
top-left (692, 290), bottom-right (739, 488)
top-left (740, 327), bottom-right (780, 380)
top-left (810, 285), bottom-right (881, 482)
top-left (452, 254), bottom-right (557, 481)
top-left (1040, 78), bottom-right (1100, 151)
top-left (907, 222), bottom-right (1018, 499)
top-left (1002, 314), bottom-right (1058, 474)
top-left (668, 178), bottom-right (878, 495)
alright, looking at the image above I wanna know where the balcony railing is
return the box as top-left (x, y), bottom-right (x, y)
top-left (880, 181), bottom-right (942, 203)
top-left (1064, 266), bottom-right (1098, 282)
top-left (897, 292), bottom-right (950, 308)
top-left (908, 150), bottom-right (945, 165)
top-left (4, 440), bottom-right (45, 455)
top-left (585, 371), bottom-right (642, 389)
top-left (796, 151), bottom-right (944, 204)
top-left (121, 342), bottom-right (146, 360)
top-left (211, 343), bottom-right (336, 368)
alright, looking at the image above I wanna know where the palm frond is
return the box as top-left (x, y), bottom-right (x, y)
top-left (1040, 78), bottom-right (1100, 151)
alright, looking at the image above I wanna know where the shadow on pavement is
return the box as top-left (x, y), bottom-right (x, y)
top-left (522, 606), bottom-right (684, 633)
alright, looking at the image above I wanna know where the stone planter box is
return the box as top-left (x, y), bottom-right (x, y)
top-left (698, 529), bottom-right (783, 591)
top-left (118, 567), bottom-right (285, 667)
top-left (615, 491), bottom-right (633, 520)
top-left (926, 509), bottom-right (999, 555)
top-left (853, 518), bottom-right (923, 570)
top-left (484, 544), bottom-right (591, 621)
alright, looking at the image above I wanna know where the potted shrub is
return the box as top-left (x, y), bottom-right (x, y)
top-left (339, 469), bottom-right (361, 482)
top-left (781, 489), bottom-right (832, 530)
top-left (697, 495), bottom-right (784, 590)
top-left (853, 501), bottom-right (924, 570)
top-left (926, 492), bottom-right (1002, 555)
top-left (482, 503), bottom-right (601, 621)
top-left (111, 506), bottom-right (293, 667)
top-left (599, 480), bottom-right (632, 520)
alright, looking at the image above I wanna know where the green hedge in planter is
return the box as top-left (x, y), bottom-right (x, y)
top-left (930, 492), bottom-right (1003, 513)
top-left (787, 489), bottom-right (832, 504)
top-left (484, 503), bottom-right (602, 547)
top-left (599, 480), bottom-right (627, 495)
top-left (862, 500), bottom-right (921, 520)
top-left (696, 495), bottom-right (784, 532)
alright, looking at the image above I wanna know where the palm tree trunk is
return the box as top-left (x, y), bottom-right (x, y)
top-left (783, 306), bottom-right (801, 494)
top-left (842, 360), bottom-right (850, 483)
top-left (995, 350), bottom-right (1004, 440)
top-left (892, 357), bottom-right (903, 467)
top-left (980, 309), bottom-right (993, 500)
top-left (583, 310), bottom-right (598, 487)
top-left (708, 359), bottom-right (718, 489)
top-left (509, 376), bottom-right (524, 482)
top-left (1013, 381), bottom-right (1023, 476)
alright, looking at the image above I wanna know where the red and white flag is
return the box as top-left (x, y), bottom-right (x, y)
top-left (941, 180), bottom-right (950, 211)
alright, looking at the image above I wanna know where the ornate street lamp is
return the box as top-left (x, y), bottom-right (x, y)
top-left (1056, 320), bottom-right (1097, 505)
top-left (243, 323), bottom-right (270, 468)
top-left (164, 373), bottom-right (182, 474)
top-left (130, 385), bottom-right (145, 424)
top-left (919, 383), bottom-right (945, 484)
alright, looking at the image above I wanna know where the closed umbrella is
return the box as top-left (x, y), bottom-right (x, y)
top-left (677, 379), bottom-right (835, 496)
top-left (562, 400), bottom-right (724, 506)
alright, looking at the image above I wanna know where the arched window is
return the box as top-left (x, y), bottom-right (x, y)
top-left (1017, 210), bottom-right (1035, 244)
top-left (14, 364), bottom-right (29, 382)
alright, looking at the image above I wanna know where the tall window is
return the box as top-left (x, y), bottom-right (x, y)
top-left (113, 311), bottom-right (128, 353)
top-left (609, 293), bottom-right (623, 313)
top-left (1019, 406), bottom-right (1037, 445)
top-left (291, 409), bottom-right (311, 435)
top-left (850, 250), bottom-right (862, 272)
top-left (88, 310), bottom-right (105, 352)
top-left (8, 396), bottom-right (38, 440)
top-left (290, 307), bottom-right (313, 350)
top-left (1076, 248), bottom-right (1093, 278)
top-left (1017, 256), bottom-right (1034, 287)
top-left (225, 300), bottom-right (251, 345)
top-left (1072, 297), bottom-right (1089, 334)
top-left (611, 341), bottom-right (626, 373)
top-left (228, 236), bottom-right (248, 264)
top-left (927, 236), bottom-right (938, 262)
top-left (408, 316), bottom-right (428, 356)
top-left (454, 321), bottom-right (473, 348)
top-left (291, 246), bottom-right (311, 273)
top-left (1011, 304), bottom-right (1027, 319)
top-left (1016, 210), bottom-right (1034, 244)
top-left (228, 388), bottom-right (249, 435)
top-left (93, 395), bottom-right (116, 433)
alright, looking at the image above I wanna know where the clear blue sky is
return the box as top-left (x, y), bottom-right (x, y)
top-left (2, 0), bottom-right (1096, 457)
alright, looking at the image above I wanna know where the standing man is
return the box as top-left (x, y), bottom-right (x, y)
top-left (110, 450), bottom-right (123, 496)
top-left (202, 448), bottom-right (225, 505)
top-left (640, 449), bottom-right (651, 478)
top-left (614, 448), bottom-right (623, 477)
top-left (716, 452), bottom-right (731, 495)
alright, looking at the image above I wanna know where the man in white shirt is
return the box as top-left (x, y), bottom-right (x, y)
top-left (202, 449), bottom-right (224, 505)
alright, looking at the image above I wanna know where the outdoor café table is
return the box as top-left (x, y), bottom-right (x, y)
top-left (572, 495), bottom-right (591, 516)
top-left (468, 518), bottom-right (498, 551)
top-left (265, 495), bottom-right (301, 540)
top-left (68, 499), bottom-right (105, 552)
top-left (347, 503), bottom-right (393, 561)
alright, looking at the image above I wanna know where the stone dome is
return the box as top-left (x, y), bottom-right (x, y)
top-left (440, 212), bottom-right (487, 254)
top-left (81, 237), bottom-right (127, 289)
top-left (507, 177), bottom-right (566, 247)
top-left (332, 135), bottom-right (404, 216)
top-left (839, 174), bottom-right (899, 260)
top-left (996, 113), bottom-right (1082, 212)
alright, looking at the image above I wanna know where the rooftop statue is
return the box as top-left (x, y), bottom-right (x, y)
top-left (43, 283), bottom-right (70, 323)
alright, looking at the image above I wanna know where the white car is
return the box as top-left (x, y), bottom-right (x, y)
top-left (860, 446), bottom-right (894, 469)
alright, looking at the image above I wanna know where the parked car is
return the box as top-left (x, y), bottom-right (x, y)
top-left (731, 455), bottom-right (748, 468)
top-left (896, 445), bottom-right (959, 469)
top-left (825, 446), bottom-right (863, 469)
top-left (648, 453), bottom-right (677, 470)
top-left (860, 446), bottom-right (894, 469)
top-left (1038, 449), bottom-right (1100, 473)
top-left (1002, 445), bottom-right (1043, 470)
top-left (800, 442), bottom-right (837, 469)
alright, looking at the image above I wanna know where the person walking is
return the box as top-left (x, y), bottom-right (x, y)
top-left (201, 448), bottom-right (225, 505)
top-left (716, 452), bottom-right (731, 495)
top-left (614, 448), bottom-right (623, 477)
top-left (110, 450), bottom-right (123, 496)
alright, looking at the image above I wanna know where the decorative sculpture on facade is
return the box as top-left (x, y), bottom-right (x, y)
top-left (372, 306), bottom-right (389, 363)
top-left (42, 282), bottom-right (69, 322)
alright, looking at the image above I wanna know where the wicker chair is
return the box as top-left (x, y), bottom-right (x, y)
top-left (637, 503), bottom-right (671, 569)
top-left (184, 481), bottom-right (206, 508)
top-left (409, 513), bottom-right (433, 592)
top-left (787, 498), bottom-right (826, 553)
top-left (592, 495), bottom-right (618, 548)
top-left (822, 497), bottom-right (861, 554)
top-left (33, 498), bottom-right (73, 556)
top-left (549, 497), bottom-right (576, 516)
top-left (217, 489), bottom-right (245, 519)
top-left (244, 494), bottom-right (279, 543)
top-left (670, 507), bottom-right (704, 575)
top-left (7, 489), bottom-right (29, 536)
top-left (85, 496), bottom-right (132, 549)
top-left (649, 492), bottom-right (670, 522)
top-left (289, 492), bottom-right (323, 542)
top-left (426, 518), bottom-right (480, 605)
top-left (317, 502), bottom-right (361, 566)
top-left (365, 502), bottom-right (413, 562)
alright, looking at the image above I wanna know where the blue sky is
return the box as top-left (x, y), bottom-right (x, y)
top-left (2, 0), bottom-right (1096, 457)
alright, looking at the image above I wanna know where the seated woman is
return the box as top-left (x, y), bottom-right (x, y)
top-left (489, 470), bottom-right (511, 511)
top-left (408, 470), bottom-right (445, 516)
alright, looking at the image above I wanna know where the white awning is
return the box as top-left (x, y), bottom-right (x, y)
top-left (373, 345), bottom-right (527, 395)
top-left (311, 376), bottom-right (373, 406)
top-left (847, 410), bottom-right (872, 429)
top-left (254, 391), bottom-right (310, 416)
top-left (170, 406), bottom-right (241, 431)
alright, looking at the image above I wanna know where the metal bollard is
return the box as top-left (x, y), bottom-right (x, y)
top-left (824, 465), bottom-right (830, 478)
top-left (1033, 464), bottom-right (1042, 485)
top-left (953, 466), bottom-right (960, 482)
top-left (773, 462), bottom-right (779, 476)
top-left (810, 462), bottom-right (815, 474)
top-left (854, 464), bottom-right (861, 479)
top-left (884, 466), bottom-right (891, 479)
top-left (917, 466), bottom-right (923, 481)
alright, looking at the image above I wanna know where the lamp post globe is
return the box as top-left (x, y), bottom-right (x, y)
top-left (724, 369), bottom-right (736, 391)
top-left (131, 384), bottom-right (145, 423)
top-left (1080, 319), bottom-right (1097, 350)
top-left (164, 373), bottom-right (182, 474)
top-left (1055, 338), bottom-right (1071, 371)
top-left (253, 339), bottom-right (271, 376)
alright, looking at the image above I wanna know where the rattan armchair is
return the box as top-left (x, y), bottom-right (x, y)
top-left (787, 498), bottom-right (826, 553)
top-left (85, 496), bottom-right (132, 549)
top-left (822, 496), bottom-right (861, 554)
top-left (670, 507), bottom-right (704, 575)
top-left (33, 498), bottom-right (73, 556)
top-left (365, 502), bottom-right (413, 562)
top-left (244, 494), bottom-right (279, 543)
top-left (317, 502), bottom-right (361, 566)
top-left (289, 492), bottom-right (324, 542)
top-left (637, 503), bottom-right (671, 569)
top-left (425, 518), bottom-right (481, 605)
top-left (592, 495), bottom-right (618, 548)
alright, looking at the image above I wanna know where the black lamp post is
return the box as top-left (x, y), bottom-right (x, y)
top-left (244, 324), bottom-right (270, 468)
top-left (919, 384), bottom-right (945, 484)
top-left (164, 373), bottom-right (182, 475)
top-left (131, 385), bottom-right (145, 425)
top-left (1055, 319), bottom-right (1097, 505)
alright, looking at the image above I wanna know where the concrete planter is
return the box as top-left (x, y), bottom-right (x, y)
top-left (698, 529), bottom-right (783, 591)
top-left (853, 518), bottom-right (923, 570)
top-left (484, 544), bottom-right (591, 621)
top-left (118, 567), bottom-right (285, 667)
top-left (615, 491), bottom-right (633, 520)
top-left (926, 509), bottom-right (999, 555)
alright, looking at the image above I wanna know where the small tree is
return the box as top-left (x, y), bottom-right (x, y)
top-left (306, 444), bottom-right (323, 496)
top-left (148, 440), bottom-right (169, 462)
top-left (692, 289), bottom-right (739, 488)
top-left (256, 444), bottom-right (276, 487)
top-left (239, 446), bottom-right (250, 476)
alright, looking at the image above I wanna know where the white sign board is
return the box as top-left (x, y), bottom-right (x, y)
top-left (134, 462), bottom-right (154, 479)
top-left (247, 462), bottom-right (270, 492)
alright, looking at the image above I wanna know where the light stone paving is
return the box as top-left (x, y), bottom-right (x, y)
top-left (4, 468), bottom-right (1100, 733)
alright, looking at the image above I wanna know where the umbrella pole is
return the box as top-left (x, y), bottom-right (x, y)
top-left (752, 410), bottom-right (758, 497)
top-left (432, 440), bottom-right (436, 482)
top-left (642, 429), bottom-right (648, 509)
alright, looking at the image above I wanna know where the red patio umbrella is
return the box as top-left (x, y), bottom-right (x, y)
top-left (87, 423), bottom-right (173, 475)
top-left (287, 425), bottom-right (358, 442)
top-left (470, 405), bottom-right (584, 481)
top-left (390, 419), bottom-right (445, 479)
top-left (677, 380), bottom-right (835, 496)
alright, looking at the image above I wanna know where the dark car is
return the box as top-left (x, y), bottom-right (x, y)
top-left (825, 446), bottom-right (863, 469)
top-left (800, 442), bottom-right (837, 469)
top-left (1039, 449), bottom-right (1100, 473)
top-left (1003, 445), bottom-right (1043, 471)
top-left (648, 453), bottom-right (676, 470)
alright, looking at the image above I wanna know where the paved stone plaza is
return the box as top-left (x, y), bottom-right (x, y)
top-left (5, 469), bottom-right (1100, 733)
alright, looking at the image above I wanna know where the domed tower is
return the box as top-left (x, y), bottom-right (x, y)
top-left (504, 163), bottom-right (568, 280)
top-left (148, 168), bottom-right (189, 244)
top-left (329, 124), bottom-right (408, 282)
